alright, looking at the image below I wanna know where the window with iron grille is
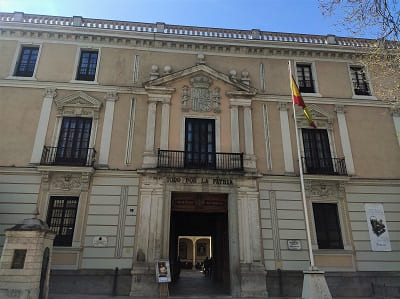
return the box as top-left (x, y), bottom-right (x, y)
top-left (76, 50), bottom-right (98, 81)
top-left (296, 63), bottom-right (315, 93)
top-left (14, 46), bottom-right (39, 77)
top-left (56, 117), bottom-right (92, 165)
top-left (313, 203), bottom-right (344, 249)
top-left (302, 128), bottom-right (333, 174)
top-left (350, 66), bottom-right (371, 96)
top-left (46, 196), bottom-right (79, 246)
top-left (185, 118), bottom-right (216, 168)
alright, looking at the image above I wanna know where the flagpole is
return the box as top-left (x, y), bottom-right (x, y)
top-left (288, 61), bottom-right (315, 269)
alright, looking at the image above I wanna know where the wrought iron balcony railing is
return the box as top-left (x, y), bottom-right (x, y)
top-left (301, 157), bottom-right (347, 176)
top-left (41, 146), bottom-right (96, 167)
top-left (157, 149), bottom-right (244, 171)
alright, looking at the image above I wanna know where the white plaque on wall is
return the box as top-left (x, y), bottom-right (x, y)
top-left (365, 204), bottom-right (391, 251)
top-left (287, 240), bottom-right (302, 250)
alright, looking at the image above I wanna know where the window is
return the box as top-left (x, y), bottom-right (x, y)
top-left (296, 63), bottom-right (315, 93)
top-left (185, 118), bottom-right (216, 168)
top-left (76, 50), bottom-right (98, 81)
top-left (14, 46), bottom-right (39, 77)
top-left (313, 203), bottom-right (344, 249)
top-left (350, 66), bottom-right (371, 96)
top-left (56, 117), bottom-right (92, 166)
top-left (302, 129), bottom-right (333, 174)
top-left (46, 196), bottom-right (79, 246)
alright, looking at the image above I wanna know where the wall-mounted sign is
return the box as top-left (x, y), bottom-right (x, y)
top-left (166, 176), bottom-right (233, 185)
top-left (287, 240), bottom-right (302, 250)
top-left (156, 260), bottom-right (171, 283)
top-left (365, 204), bottom-right (391, 252)
top-left (93, 236), bottom-right (108, 247)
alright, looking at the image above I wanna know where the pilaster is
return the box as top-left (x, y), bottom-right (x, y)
top-left (30, 88), bottom-right (57, 164)
top-left (160, 98), bottom-right (171, 150)
top-left (391, 106), bottom-right (400, 147)
top-left (98, 91), bottom-right (118, 167)
top-left (230, 102), bottom-right (240, 152)
top-left (278, 102), bottom-right (294, 174)
top-left (335, 104), bottom-right (355, 175)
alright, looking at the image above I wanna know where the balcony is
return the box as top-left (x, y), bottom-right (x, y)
top-left (302, 157), bottom-right (347, 176)
top-left (41, 146), bottom-right (96, 167)
top-left (157, 149), bottom-right (244, 171)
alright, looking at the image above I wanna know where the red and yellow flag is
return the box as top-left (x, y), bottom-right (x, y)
top-left (290, 75), bottom-right (316, 128)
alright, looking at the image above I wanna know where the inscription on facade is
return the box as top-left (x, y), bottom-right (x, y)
top-left (166, 176), bottom-right (233, 185)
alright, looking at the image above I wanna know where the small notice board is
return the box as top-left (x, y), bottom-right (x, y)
top-left (156, 260), bottom-right (171, 283)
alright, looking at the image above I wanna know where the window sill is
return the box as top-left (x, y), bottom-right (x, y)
top-left (302, 92), bottom-right (322, 97)
top-left (53, 246), bottom-right (82, 252)
top-left (314, 249), bottom-right (353, 254)
top-left (352, 95), bottom-right (377, 100)
top-left (6, 75), bottom-right (37, 81)
top-left (70, 79), bottom-right (99, 85)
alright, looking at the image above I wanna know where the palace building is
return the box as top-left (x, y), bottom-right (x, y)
top-left (0, 12), bottom-right (399, 298)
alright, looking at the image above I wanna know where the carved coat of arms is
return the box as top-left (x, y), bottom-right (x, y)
top-left (182, 75), bottom-right (221, 113)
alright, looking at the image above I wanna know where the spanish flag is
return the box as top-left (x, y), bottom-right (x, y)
top-left (290, 74), bottom-right (316, 128)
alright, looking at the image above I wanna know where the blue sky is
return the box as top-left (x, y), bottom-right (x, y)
top-left (0, 0), bottom-right (350, 37)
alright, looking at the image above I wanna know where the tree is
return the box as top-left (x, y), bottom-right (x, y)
top-left (319, 0), bottom-right (400, 103)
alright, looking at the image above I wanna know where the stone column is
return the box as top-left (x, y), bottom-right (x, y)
top-left (142, 98), bottom-right (158, 168)
top-left (98, 91), bottom-right (118, 167)
top-left (391, 106), bottom-right (400, 147)
top-left (335, 105), bottom-right (355, 175)
top-left (0, 218), bottom-right (55, 299)
top-left (237, 181), bottom-right (268, 298)
top-left (279, 102), bottom-right (295, 174)
top-left (160, 98), bottom-right (171, 150)
top-left (230, 101), bottom-right (240, 152)
top-left (30, 88), bottom-right (57, 164)
top-left (130, 177), bottom-right (163, 297)
top-left (192, 239), bottom-right (196, 270)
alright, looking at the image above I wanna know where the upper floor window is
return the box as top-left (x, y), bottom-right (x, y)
top-left (350, 66), bottom-right (371, 96)
top-left (47, 196), bottom-right (79, 246)
top-left (14, 46), bottom-right (39, 77)
top-left (56, 117), bottom-right (93, 166)
top-left (313, 203), bottom-right (344, 249)
top-left (296, 63), bottom-right (315, 93)
top-left (302, 128), bottom-right (333, 175)
top-left (185, 118), bottom-right (216, 168)
top-left (76, 50), bottom-right (98, 81)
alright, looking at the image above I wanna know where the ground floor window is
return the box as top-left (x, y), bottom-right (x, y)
top-left (312, 202), bottom-right (344, 249)
top-left (46, 196), bottom-right (79, 246)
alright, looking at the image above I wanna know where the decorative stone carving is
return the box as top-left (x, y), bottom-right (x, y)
top-left (164, 65), bottom-right (172, 74)
top-left (214, 87), bottom-right (221, 113)
top-left (190, 75), bottom-right (213, 112)
top-left (305, 180), bottom-right (346, 200)
top-left (43, 88), bottom-right (57, 99)
top-left (335, 104), bottom-right (346, 114)
top-left (52, 173), bottom-right (81, 191)
top-left (150, 65), bottom-right (159, 80)
top-left (104, 91), bottom-right (118, 101)
top-left (390, 105), bottom-right (400, 117)
top-left (182, 85), bottom-right (189, 111)
top-left (196, 53), bottom-right (205, 65)
top-left (241, 71), bottom-right (250, 85)
top-left (229, 69), bottom-right (237, 80)
top-left (278, 102), bottom-right (289, 111)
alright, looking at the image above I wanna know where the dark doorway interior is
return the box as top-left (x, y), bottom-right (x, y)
top-left (169, 192), bottom-right (230, 296)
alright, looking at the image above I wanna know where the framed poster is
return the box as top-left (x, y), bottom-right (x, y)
top-left (155, 260), bottom-right (171, 283)
top-left (365, 203), bottom-right (391, 251)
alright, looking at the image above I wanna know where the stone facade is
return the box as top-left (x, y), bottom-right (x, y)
top-left (0, 11), bottom-right (399, 298)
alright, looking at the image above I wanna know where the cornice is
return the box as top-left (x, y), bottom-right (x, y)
top-left (0, 22), bottom-right (366, 61)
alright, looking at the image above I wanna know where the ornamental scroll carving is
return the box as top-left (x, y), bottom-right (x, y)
top-left (305, 180), bottom-right (345, 200)
top-left (181, 75), bottom-right (221, 113)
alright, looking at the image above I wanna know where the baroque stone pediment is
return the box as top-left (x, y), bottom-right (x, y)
top-left (296, 104), bottom-right (333, 128)
top-left (55, 91), bottom-right (103, 110)
top-left (145, 64), bottom-right (255, 94)
top-left (55, 91), bottom-right (103, 118)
